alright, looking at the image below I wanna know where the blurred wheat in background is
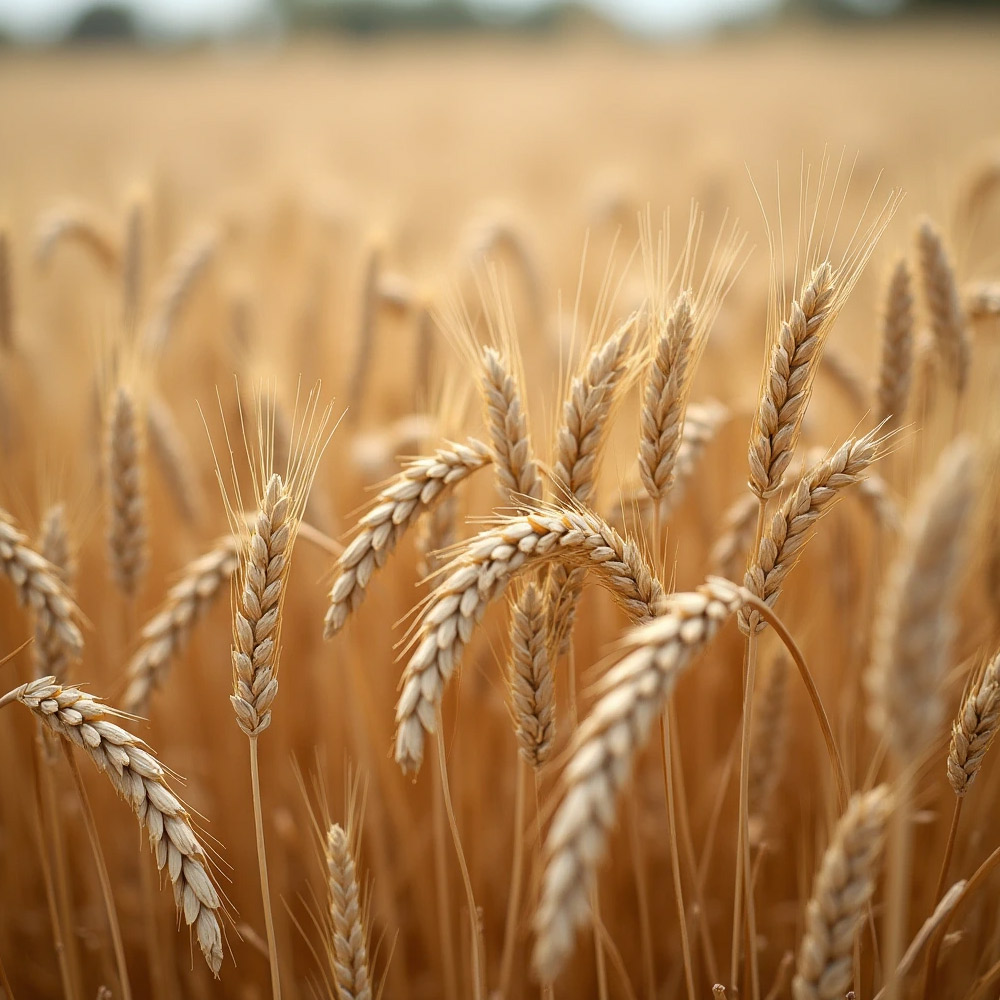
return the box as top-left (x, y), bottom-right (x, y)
top-left (1, 0), bottom-right (1000, 997)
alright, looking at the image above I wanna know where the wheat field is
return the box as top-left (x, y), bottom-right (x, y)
top-left (1, 21), bottom-right (1000, 1000)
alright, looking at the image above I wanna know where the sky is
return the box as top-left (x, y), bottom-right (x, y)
top-left (0, 0), bottom-right (782, 41)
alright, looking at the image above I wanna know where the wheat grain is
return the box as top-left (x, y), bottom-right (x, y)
top-left (395, 504), bottom-right (664, 774)
top-left (122, 536), bottom-right (239, 715)
top-left (507, 582), bottom-right (555, 769)
top-left (532, 578), bottom-right (748, 981)
top-left (323, 438), bottom-right (492, 638)
top-left (947, 650), bottom-right (1000, 797)
top-left (4, 676), bottom-right (224, 974)
top-left (876, 259), bottom-right (914, 431)
top-left (326, 823), bottom-right (373, 1000)
top-left (741, 428), bottom-right (884, 634)
top-left (106, 384), bottom-right (147, 598)
top-left (866, 440), bottom-right (975, 760)
top-left (915, 218), bottom-right (969, 395)
top-left (791, 786), bottom-right (892, 1000)
top-left (0, 506), bottom-right (84, 659)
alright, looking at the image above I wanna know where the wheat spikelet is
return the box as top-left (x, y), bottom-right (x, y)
top-left (748, 262), bottom-right (837, 498)
top-left (106, 384), bottom-right (147, 598)
top-left (710, 492), bottom-right (759, 582)
top-left (0, 506), bottom-right (84, 659)
top-left (791, 786), bottom-right (892, 1000)
top-left (395, 504), bottom-right (664, 774)
top-left (748, 655), bottom-right (789, 845)
top-left (0, 226), bottom-right (12, 353)
top-left (146, 393), bottom-right (205, 524)
top-left (35, 205), bottom-right (120, 272)
top-left (638, 290), bottom-right (697, 500)
top-left (876, 259), bottom-right (914, 431)
top-left (866, 440), bottom-right (975, 760)
top-left (532, 578), bottom-right (749, 981)
top-left (122, 536), bottom-right (239, 715)
top-left (947, 650), bottom-right (1000, 797)
top-left (507, 582), bottom-right (555, 769)
top-left (740, 428), bottom-right (884, 634)
top-left (480, 346), bottom-right (543, 505)
top-left (323, 438), bottom-right (492, 638)
top-left (143, 230), bottom-right (216, 355)
top-left (915, 218), bottom-right (970, 395)
top-left (32, 504), bottom-right (76, 683)
top-left (4, 676), bottom-right (224, 973)
top-left (965, 280), bottom-right (1000, 320)
top-left (326, 823), bottom-right (373, 1000)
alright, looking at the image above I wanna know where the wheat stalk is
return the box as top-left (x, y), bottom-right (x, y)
top-left (947, 650), bottom-right (1000, 797)
top-left (143, 230), bottom-right (216, 355)
top-left (748, 654), bottom-right (789, 845)
top-left (876, 259), bottom-right (915, 431)
top-left (323, 438), bottom-right (492, 638)
top-left (326, 823), bottom-right (373, 1000)
top-left (32, 504), bottom-right (76, 684)
top-left (0, 506), bottom-right (84, 659)
top-left (915, 218), bottom-right (969, 395)
top-left (532, 578), bottom-right (749, 981)
top-left (480, 346), bottom-right (543, 505)
top-left (122, 536), bottom-right (239, 714)
top-left (507, 582), bottom-right (555, 769)
top-left (866, 440), bottom-right (975, 761)
top-left (35, 205), bottom-right (120, 272)
top-left (0, 676), bottom-right (224, 974)
top-left (122, 187), bottom-right (145, 325)
top-left (792, 786), bottom-right (892, 1000)
top-left (740, 428), bottom-right (884, 633)
top-left (395, 504), bottom-right (664, 774)
top-left (106, 384), bottom-right (147, 598)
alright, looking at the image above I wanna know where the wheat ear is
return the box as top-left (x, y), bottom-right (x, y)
top-left (915, 218), bottom-right (970, 395)
top-left (146, 393), bottom-right (206, 524)
top-left (865, 440), bottom-right (975, 760)
top-left (507, 582), bottom-right (555, 769)
top-left (876, 259), bottom-right (914, 432)
top-left (35, 205), bottom-right (120, 272)
top-left (740, 428), bottom-right (884, 633)
top-left (395, 504), bottom-right (664, 774)
top-left (748, 262), bottom-right (836, 499)
top-left (819, 347), bottom-right (869, 410)
top-left (33, 504), bottom-right (76, 683)
top-left (106, 384), bottom-right (147, 598)
top-left (710, 492), bottom-right (760, 582)
top-left (326, 823), bottom-right (373, 1000)
top-left (323, 438), bottom-right (492, 638)
top-left (638, 290), bottom-right (697, 500)
top-left (947, 650), bottom-right (1000, 797)
top-left (1, 676), bottom-right (224, 973)
top-left (0, 506), bottom-right (84, 659)
top-left (416, 493), bottom-right (457, 579)
top-left (792, 786), bottom-right (892, 1000)
top-left (143, 230), bottom-right (216, 355)
top-left (480, 346), bottom-right (543, 505)
top-left (122, 536), bottom-right (239, 714)
top-left (532, 578), bottom-right (749, 981)
top-left (547, 313), bottom-right (639, 653)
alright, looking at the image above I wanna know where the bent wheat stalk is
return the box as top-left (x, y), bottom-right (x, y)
top-left (395, 504), bottom-right (664, 774)
top-left (323, 438), bottom-right (492, 638)
top-left (0, 676), bottom-right (224, 973)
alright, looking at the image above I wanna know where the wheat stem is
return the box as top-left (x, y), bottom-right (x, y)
top-left (250, 736), bottom-right (281, 999)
